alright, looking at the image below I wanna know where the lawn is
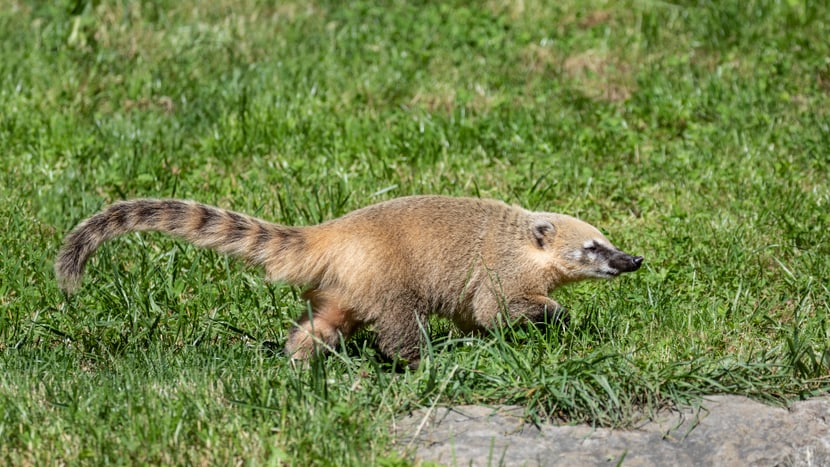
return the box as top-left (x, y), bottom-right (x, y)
top-left (1, 0), bottom-right (829, 464)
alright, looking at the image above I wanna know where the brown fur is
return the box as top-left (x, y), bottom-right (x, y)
top-left (55, 196), bottom-right (643, 365)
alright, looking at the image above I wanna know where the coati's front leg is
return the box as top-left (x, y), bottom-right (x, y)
top-left (285, 288), bottom-right (358, 360)
top-left (506, 296), bottom-right (570, 330)
top-left (471, 292), bottom-right (569, 332)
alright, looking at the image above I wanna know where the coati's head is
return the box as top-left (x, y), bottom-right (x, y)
top-left (531, 214), bottom-right (643, 283)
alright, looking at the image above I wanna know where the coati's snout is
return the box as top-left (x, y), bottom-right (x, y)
top-left (609, 253), bottom-right (644, 274)
top-left (572, 239), bottom-right (644, 279)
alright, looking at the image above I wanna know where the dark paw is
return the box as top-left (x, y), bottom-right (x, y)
top-left (535, 306), bottom-right (570, 332)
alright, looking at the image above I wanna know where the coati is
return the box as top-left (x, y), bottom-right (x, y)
top-left (55, 195), bottom-right (643, 365)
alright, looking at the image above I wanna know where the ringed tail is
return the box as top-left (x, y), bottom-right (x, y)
top-left (54, 199), bottom-right (305, 293)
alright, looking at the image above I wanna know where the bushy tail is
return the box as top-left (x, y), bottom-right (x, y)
top-left (55, 199), bottom-right (307, 293)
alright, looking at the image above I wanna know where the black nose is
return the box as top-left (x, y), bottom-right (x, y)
top-left (632, 256), bottom-right (644, 269)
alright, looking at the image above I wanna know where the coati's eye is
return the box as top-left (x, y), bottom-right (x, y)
top-left (585, 244), bottom-right (597, 252)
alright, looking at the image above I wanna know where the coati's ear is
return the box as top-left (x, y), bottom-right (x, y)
top-left (532, 219), bottom-right (555, 248)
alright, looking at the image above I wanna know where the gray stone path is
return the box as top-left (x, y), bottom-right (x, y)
top-left (395, 395), bottom-right (830, 466)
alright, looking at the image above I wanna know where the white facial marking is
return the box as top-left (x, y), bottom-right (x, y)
top-left (566, 250), bottom-right (583, 260)
top-left (583, 240), bottom-right (595, 249)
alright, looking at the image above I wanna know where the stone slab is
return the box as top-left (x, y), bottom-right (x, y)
top-left (395, 395), bottom-right (830, 466)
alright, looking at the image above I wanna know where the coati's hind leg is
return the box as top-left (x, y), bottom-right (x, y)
top-left (372, 295), bottom-right (430, 369)
top-left (285, 289), bottom-right (359, 361)
top-left (374, 318), bottom-right (424, 369)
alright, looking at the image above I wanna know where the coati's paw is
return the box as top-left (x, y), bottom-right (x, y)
top-left (284, 328), bottom-right (319, 361)
top-left (534, 305), bottom-right (570, 332)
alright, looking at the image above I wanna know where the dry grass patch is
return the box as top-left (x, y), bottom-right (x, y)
top-left (562, 49), bottom-right (636, 102)
top-left (521, 41), bottom-right (638, 103)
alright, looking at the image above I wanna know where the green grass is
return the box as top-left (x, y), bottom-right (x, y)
top-left (2, 0), bottom-right (829, 464)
